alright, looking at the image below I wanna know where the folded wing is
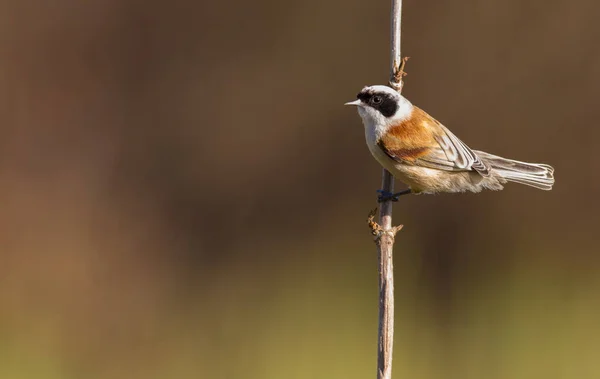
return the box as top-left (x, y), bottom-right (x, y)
top-left (378, 106), bottom-right (491, 177)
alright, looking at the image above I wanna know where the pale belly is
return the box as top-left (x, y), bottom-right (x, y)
top-left (364, 131), bottom-right (502, 194)
top-left (366, 141), bottom-right (480, 193)
top-left (366, 141), bottom-right (437, 192)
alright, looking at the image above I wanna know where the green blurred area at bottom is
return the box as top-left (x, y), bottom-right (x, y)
top-left (1, 242), bottom-right (598, 379)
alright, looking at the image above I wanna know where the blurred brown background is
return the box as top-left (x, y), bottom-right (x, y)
top-left (0, 0), bottom-right (598, 378)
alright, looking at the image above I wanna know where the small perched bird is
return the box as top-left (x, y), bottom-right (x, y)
top-left (346, 85), bottom-right (555, 201)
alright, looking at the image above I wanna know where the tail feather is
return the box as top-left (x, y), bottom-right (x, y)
top-left (475, 151), bottom-right (555, 191)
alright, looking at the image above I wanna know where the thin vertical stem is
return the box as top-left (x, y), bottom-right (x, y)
top-left (376, 0), bottom-right (403, 378)
top-left (376, 168), bottom-right (395, 379)
top-left (390, 0), bottom-right (403, 89)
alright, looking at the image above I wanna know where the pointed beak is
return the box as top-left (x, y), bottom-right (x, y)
top-left (344, 99), bottom-right (362, 106)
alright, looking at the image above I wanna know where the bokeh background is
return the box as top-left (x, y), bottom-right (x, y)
top-left (0, 0), bottom-right (598, 378)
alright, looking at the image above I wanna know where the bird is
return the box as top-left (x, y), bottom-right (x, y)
top-left (345, 85), bottom-right (555, 202)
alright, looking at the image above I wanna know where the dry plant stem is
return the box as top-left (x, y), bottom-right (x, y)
top-left (372, 0), bottom-right (405, 378)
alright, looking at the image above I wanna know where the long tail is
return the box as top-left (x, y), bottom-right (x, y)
top-left (475, 151), bottom-right (555, 191)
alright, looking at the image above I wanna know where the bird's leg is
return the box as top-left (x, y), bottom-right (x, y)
top-left (377, 189), bottom-right (412, 203)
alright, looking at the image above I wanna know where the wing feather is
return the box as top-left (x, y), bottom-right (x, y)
top-left (379, 106), bottom-right (491, 177)
top-left (429, 122), bottom-right (491, 176)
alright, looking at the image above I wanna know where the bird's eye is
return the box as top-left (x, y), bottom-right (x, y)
top-left (371, 95), bottom-right (382, 105)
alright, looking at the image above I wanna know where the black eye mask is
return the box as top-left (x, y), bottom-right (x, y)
top-left (356, 91), bottom-right (398, 118)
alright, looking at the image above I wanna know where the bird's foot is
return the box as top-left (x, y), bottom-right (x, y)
top-left (377, 189), bottom-right (412, 203)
